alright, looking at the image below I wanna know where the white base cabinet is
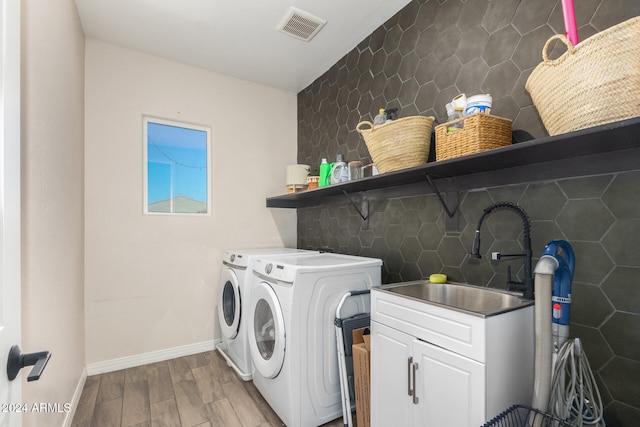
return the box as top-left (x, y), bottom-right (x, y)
top-left (371, 287), bottom-right (534, 427)
top-left (371, 322), bottom-right (485, 426)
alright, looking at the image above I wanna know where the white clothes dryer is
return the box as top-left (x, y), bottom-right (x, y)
top-left (216, 248), bottom-right (316, 380)
top-left (247, 253), bottom-right (382, 427)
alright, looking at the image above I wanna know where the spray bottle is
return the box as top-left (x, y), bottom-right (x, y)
top-left (373, 108), bottom-right (386, 126)
top-left (384, 107), bottom-right (399, 122)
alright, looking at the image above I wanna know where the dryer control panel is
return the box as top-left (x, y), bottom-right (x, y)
top-left (253, 259), bottom-right (296, 284)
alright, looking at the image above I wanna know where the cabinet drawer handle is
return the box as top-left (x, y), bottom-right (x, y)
top-left (407, 357), bottom-right (413, 396)
top-left (412, 362), bottom-right (419, 404)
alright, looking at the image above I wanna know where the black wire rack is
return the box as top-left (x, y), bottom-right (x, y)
top-left (482, 405), bottom-right (579, 427)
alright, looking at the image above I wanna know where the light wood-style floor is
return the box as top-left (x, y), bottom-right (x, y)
top-left (71, 350), bottom-right (346, 427)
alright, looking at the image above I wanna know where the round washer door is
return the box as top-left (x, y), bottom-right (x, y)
top-left (218, 268), bottom-right (241, 340)
top-left (248, 282), bottom-right (285, 379)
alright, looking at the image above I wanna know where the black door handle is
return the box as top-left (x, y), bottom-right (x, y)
top-left (7, 345), bottom-right (51, 382)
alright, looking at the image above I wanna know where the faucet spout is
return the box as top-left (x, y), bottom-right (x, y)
top-left (470, 230), bottom-right (482, 258)
top-left (470, 201), bottom-right (534, 299)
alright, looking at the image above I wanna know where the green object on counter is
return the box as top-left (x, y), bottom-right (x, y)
top-left (319, 158), bottom-right (332, 187)
top-left (429, 273), bottom-right (447, 283)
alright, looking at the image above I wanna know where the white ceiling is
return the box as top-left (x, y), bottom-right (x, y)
top-left (74, 0), bottom-right (412, 93)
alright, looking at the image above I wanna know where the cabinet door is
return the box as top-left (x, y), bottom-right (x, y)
top-left (370, 321), bottom-right (413, 427)
top-left (413, 339), bottom-right (485, 427)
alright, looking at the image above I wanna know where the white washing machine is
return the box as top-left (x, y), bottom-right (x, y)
top-left (216, 248), bottom-right (317, 380)
top-left (247, 252), bottom-right (382, 427)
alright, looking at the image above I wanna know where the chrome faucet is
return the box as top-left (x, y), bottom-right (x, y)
top-left (469, 201), bottom-right (534, 299)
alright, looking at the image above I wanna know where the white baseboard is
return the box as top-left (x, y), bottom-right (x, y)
top-left (62, 367), bottom-right (87, 427)
top-left (86, 340), bottom-right (218, 376)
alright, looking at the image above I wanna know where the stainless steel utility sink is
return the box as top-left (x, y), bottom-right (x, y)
top-left (382, 280), bottom-right (534, 316)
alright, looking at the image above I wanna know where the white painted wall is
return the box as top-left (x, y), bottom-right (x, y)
top-left (84, 39), bottom-right (298, 365)
top-left (21, 0), bottom-right (86, 425)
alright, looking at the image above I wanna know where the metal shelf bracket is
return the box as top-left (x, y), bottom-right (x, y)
top-left (341, 190), bottom-right (369, 229)
top-left (425, 174), bottom-right (460, 232)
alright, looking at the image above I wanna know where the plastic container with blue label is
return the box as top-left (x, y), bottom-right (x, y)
top-left (465, 94), bottom-right (492, 115)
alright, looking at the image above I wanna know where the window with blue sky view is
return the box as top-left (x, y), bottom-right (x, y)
top-left (144, 117), bottom-right (210, 214)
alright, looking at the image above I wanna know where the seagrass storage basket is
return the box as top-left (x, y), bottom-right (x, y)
top-left (526, 16), bottom-right (640, 136)
top-left (356, 115), bottom-right (435, 173)
top-left (434, 113), bottom-right (512, 161)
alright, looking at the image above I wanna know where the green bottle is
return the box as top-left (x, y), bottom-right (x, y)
top-left (319, 158), bottom-right (331, 187)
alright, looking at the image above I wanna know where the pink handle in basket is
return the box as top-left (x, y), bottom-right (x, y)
top-left (561, 0), bottom-right (579, 46)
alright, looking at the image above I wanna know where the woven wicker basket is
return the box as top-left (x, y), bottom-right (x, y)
top-left (526, 16), bottom-right (640, 136)
top-left (356, 115), bottom-right (435, 173)
top-left (434, 113), bottom-right (512, 161)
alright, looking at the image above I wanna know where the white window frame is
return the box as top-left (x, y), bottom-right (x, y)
top-left (143, 116), bottom-right (212, 215)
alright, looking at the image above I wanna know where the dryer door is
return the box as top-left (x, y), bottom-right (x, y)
top-left (218, 268), bottom-right (241, 340)
top-left (248, 282), bottom-right (285, 379)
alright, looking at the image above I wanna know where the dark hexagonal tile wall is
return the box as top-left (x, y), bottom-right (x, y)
top-left (602, 219), bottom-right (640, 267)
top-left (601, 267), bottom-right (640, 315)
top-left (296, 1), bottom-right (640, 424)
top-left (601, 313), bottom-right (640, 362)
top-left (600, 357), bottom-right (640, 410)
top-left (570, 282), bottom-right (614, 328)
top-left (299, 171), bottom-right (640, 424)
top-left (556, 199), bottom-right (614, 241)
top-left (601, 170), bottom-right (640, 218)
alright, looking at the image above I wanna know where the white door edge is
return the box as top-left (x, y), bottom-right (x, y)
top-left (0, 0), bottom-right (23, 424)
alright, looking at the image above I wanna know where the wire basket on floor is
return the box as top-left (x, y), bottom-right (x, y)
top-left (481, 405), bottom-right (579, 427)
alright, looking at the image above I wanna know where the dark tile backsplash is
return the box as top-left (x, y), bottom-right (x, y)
top-left (295, 0), bottom-right (640, 425)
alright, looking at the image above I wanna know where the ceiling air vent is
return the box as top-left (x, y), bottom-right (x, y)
top-left (277, 7), bottom-right (326, 42)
